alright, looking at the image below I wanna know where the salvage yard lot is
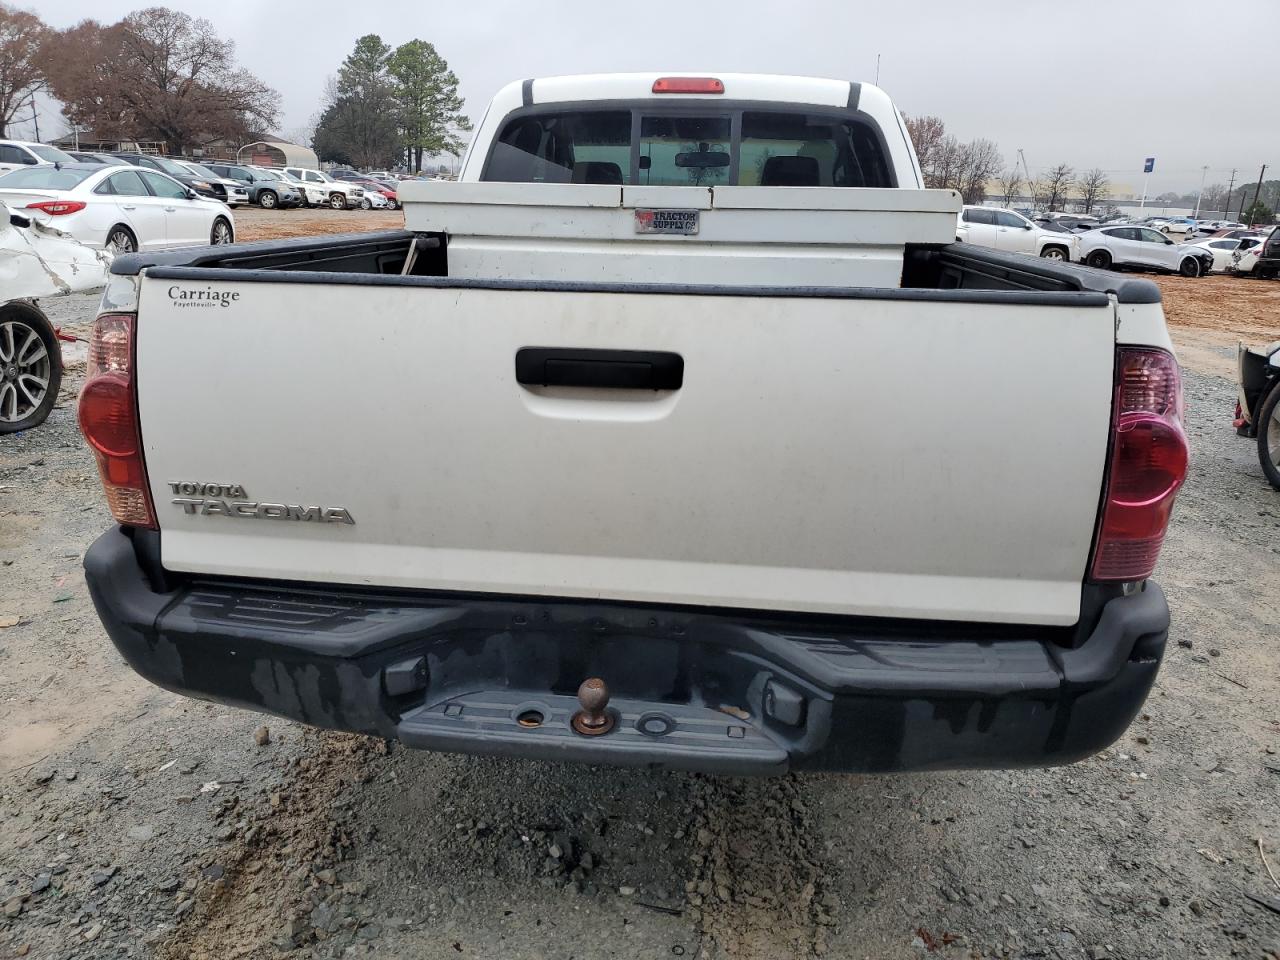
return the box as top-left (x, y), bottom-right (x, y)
top-left (1, 222), bottom-right (1277, 960)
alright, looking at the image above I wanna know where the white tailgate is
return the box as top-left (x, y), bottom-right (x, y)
top-left (138, 277), bottom-right (1115, 626)
top-left (400, 180), bottom-right (960, 289)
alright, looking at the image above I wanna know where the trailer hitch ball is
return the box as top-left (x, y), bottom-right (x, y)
top-left (571, 677), bottom-right (615, 736)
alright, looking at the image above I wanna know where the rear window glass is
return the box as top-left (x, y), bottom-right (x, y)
top-left (0, 166), bottom-right (94, 189)
top-left (639, 116), bottom-right (730, 187)
top-left (482, 106), bottom-right (895, 188)
top-left (183, 162), bottom-right (219, 179)
top-left (487, 111), bottom-right (631, 184)
top-left (28, 145), bottom-right (75, 163)
top-left (739, 112), bottom-right (891, 187)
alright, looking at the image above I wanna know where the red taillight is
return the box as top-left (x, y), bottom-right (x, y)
top-left (652, 77), bottom-right (725, 94)
top-left (1090, 348), bottom-right (1188, 581)
top-left (78, 313), bottom-right (156, 529)
top-left (26, 200), bottom-right (87, 216)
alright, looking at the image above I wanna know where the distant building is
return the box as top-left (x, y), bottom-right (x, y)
top-left (49, 131), bottom-right (318, 169)
top-left (233, 140), bottom-right (319, 170)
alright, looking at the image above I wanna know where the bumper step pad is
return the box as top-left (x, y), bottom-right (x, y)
top-left (398, 690), bottom-right (787, 774)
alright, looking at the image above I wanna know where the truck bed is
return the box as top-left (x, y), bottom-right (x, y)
top-left (109, 229), bottom-right (1161, 626)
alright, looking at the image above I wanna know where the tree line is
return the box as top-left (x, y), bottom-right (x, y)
top-left (0, 2), bottom-right (468, 171)
top-left (311, 35), bottom-right (469, 172)
top-left (0, 3), bottom-right (277, 154)
top-left (905, 114), bottom-right (1111, 213)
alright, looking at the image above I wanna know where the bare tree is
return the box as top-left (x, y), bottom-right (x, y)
top-left (903, 115), bottom-right (945, 185)
top-left (43, 8), bottom-right (279, 154)
top-left (1075, 168), bottom-right (1110, 214)
top-left (1200, 183), bottom-right (1228, 217)
top-left (1041, 163), bottom-right (1074, 212)
top-left (0, 2), bottom-right (47, 138)
top-left (997, 165), bottom-right (1022, 206)
top-left (955, 138), bottom-right (1002, 204)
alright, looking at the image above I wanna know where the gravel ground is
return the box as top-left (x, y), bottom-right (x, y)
top-left (1, 272), bottom-right (1278, 960)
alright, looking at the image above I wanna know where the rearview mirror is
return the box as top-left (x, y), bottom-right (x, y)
top-left (1023, 223), bottom-right (1033, 230)
top-left (674, 151), bottom-right (730, 170)
top-left (186, 189), bottom-right (199, 200)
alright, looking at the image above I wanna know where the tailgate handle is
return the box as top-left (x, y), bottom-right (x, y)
top-left (515, 348), bottom-right (684, 390)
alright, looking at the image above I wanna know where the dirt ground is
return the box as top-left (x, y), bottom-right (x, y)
top-left (232, 206), bottom-right (404, 244)
top-left (1, 224), bottom-right (1278, 960)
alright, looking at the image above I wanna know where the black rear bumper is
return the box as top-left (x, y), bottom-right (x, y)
top-left (85, 527), bottom-right (1170, 775)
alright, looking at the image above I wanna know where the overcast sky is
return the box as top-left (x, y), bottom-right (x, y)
top-left (23, 0), bottom-right (1279, 194)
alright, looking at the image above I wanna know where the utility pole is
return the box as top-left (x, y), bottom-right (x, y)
top-left (1017, 149), bottom-right (1032, 207)
top-left (1248, 163), bottom-right (1268, 226)
top-left (1193, 165), bottom-right (1208, 218)
top-left (1223, 168), bottom-right (1237, 220)
top-left (28, 96), bottom-right (39, 142)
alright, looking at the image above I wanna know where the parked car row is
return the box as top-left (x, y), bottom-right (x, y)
top-left (960, 204), bottom-right (1275, 279)
top-left (0, 140), bottom-right (404, 215)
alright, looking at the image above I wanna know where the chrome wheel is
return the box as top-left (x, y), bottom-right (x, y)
top-left (211, 219), bottom-right (233, 244)
top-left (0, 318), bottom-right (53, 425)
top-left (106, 228), bottom-right (135, 254)
top-left (360, 198), bottom-right (371, 210)
top-left (1041, 247), bottom-right (1066, 261)
top-left (1269, 406), bottom-right (1280, 471)
top-left (259, 191), bottom-right (277, 209)
top-left (330, 193), bottom-right (347, 210)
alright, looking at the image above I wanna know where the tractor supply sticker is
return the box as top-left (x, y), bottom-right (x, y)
top-left (634, 209), bottom-right (699, 235)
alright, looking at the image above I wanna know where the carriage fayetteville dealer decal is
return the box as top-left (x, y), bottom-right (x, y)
top-left (168, 482), bottom-right (355, 524)
top-left (167, 287), bottom-right (240, 309)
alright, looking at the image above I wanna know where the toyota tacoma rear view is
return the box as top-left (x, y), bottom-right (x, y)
top-left (80, 73), bottom-right (1187, 775)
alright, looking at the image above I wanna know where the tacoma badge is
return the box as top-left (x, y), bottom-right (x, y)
top-left (167, 482), bottom-right (355, 524)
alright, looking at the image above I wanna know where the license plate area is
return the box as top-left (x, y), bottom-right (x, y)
top-left (634, 209), bottom-right (700, 235)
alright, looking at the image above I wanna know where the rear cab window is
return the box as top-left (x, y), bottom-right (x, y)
top-left (481, 103), bottom-right (894, 188)
top-left (0, 166), bottom-right (94, 189)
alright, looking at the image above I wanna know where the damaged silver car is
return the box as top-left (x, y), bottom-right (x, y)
top-left (0, 200), bottom-right (111, 432)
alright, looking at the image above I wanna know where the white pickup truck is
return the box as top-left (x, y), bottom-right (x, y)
top-left (80, 74), bottom-right (1186, 775)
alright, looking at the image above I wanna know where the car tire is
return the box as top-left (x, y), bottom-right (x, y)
top-left (387, 200), bottom-right (398, 210)
top-left (1086, 250), bottom-right (1112, 270)
top-left (0, 301), bottom-right (61, 435)
top-left (210, 217), bottom-right (234, 245)
top-left (1179, 257), bottom-right (1200, 278)
top-left (359, 198), bottom-right (371, 210)
top-left (1256, 381), bottom-right (1280, 490)
top-left (258, 190), bottom-right (278, 209)
top-left (106, 225), bottom-right (137, 255)
top-left (1040, 245), bottom-right (1068, 261)
top-left (329, 193), bottom-right (347, 210)
top-left (1160, 225), bottom-right (1171, 234)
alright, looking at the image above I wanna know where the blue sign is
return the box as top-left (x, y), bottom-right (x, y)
top-left (1143, 157), bottom-right (1155, 173)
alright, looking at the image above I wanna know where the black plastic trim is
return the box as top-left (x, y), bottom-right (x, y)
top-left (137, 261), bottom-right (1110, 307)
top-left (521, 78), bottom-right (534, 107)
top-left (85, 527), bottom-right (1170, 775)
top-left (111, 230), bottom-right (418, 275)
top-left (923, 243), bottom-right (1163, 304)
top-left (846, 81), bottom-right (861, 111)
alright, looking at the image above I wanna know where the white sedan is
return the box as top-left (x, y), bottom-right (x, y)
top-left (0, 162), bottom-right (234, 254)
top-left (1079, 224), bottom-right (1213, 277)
